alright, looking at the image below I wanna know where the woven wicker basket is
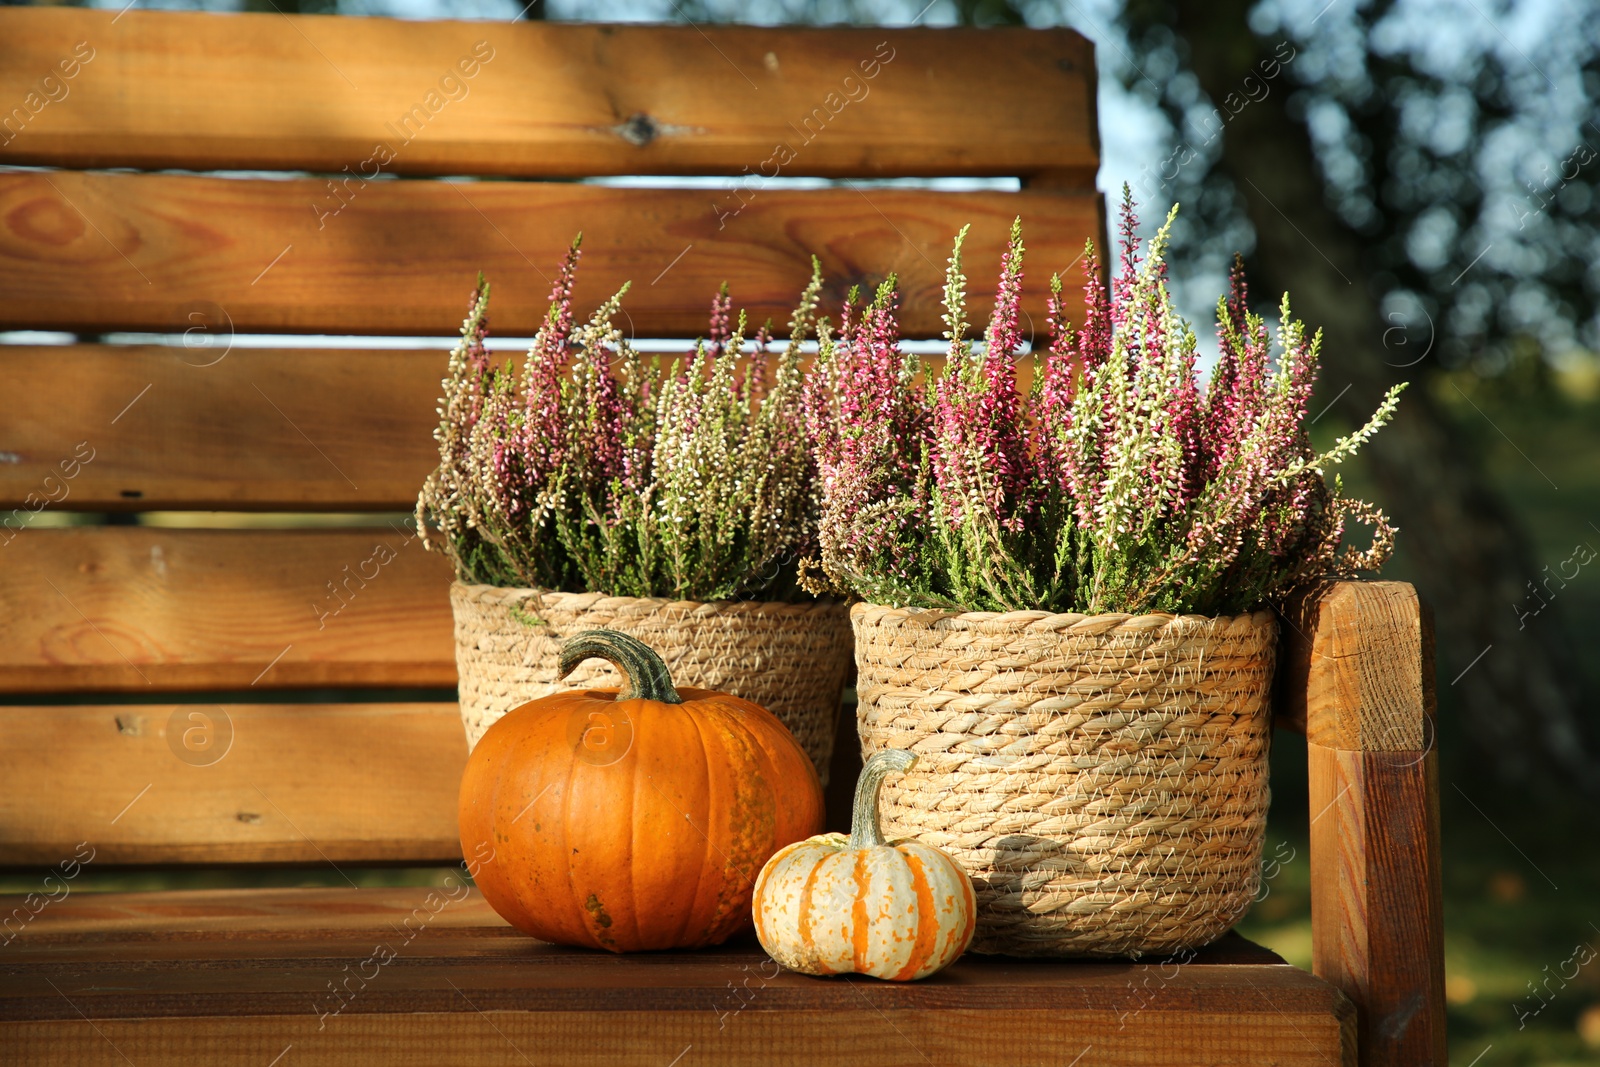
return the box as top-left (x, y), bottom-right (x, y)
top-left (451, 582), bottom-right (853, 783)
top-left (851, 602), bottom-right (1277, 958)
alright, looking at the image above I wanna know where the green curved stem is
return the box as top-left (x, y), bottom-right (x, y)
top-left (848, 749), bottom-right (917, 849)
top-left (557, 629), bottom-right (682, 704)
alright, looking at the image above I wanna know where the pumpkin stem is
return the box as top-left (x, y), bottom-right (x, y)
top-left (557, 629), bottom-right (683, 704)
top-left (849, 749), bottom-right (916, 850)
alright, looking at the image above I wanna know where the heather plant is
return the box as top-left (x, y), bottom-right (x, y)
top-left (417, 238), bottom-right (824, 601)
top-left (804, 193), bottom-right (1404, 616)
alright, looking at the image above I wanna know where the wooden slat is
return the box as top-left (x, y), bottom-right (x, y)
top-left (0, 1006), bottom-right (1349, 1067)
top-left (0, 346), bottom-right (442, 511)
top-left (0, 702), bottom-right (869, 866)
top-left (0, 170), bottom-right (1100, 338)
top-left (1298, 581), bottom-right (1447, 1067)
top-left (0, 11), bottom-right (1096, 180)
top-left (2, 885), bottom-right (501, 942)
top-left (0, 886), bottom-right (1354, 1065)
top-left (4, 888), bottom-right (1290, 956)
top-left (0, 528), bottom-right (454, 692)
top-left (0, 347), bottom-right (998, 512)
top-left (0, 703), bottom-right (464, 866)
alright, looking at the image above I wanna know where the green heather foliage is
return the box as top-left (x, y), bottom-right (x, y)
top-left (417, 238), bottom-right (822, 601)
top-left (802, 194), bottom-right (1405, 616)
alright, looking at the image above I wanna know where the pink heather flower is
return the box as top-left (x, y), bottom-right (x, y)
top-left (1204, 257), bottom-right (1269, 483)
top-left (1077, 241), bottom-right (1113, 374)
top-left (985, 218), bottom-right (1027, 363)
top-left (738, 320), bottom-right (773, 405)
top-left (418, 239), bottom-right (825, 600)
top-left (1112, 186), bottom-right (1142, 320)
top-left (704, 282), bottom-right (733, 363)
top-left (460, 280), bottom-right (492, 428)
top-left (930, 221), bottom-right (1035, 531)
top-left (1043, 245), bottom-right (1113, 522)
top-left (517, 239), bottom-right (582, 485)
top-left (580, 339), bottom-right (626, 483)
top-left (809, 189), bottom-right (1403, 616)
top-left (831, 280), bottom-right (926, 495)
top-left (1165, 345), bottom-right (1204, 508)
top-left (804, 274), bottom-right (933, 592)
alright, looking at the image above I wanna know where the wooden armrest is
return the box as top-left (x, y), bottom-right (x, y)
top-left (1279, 581), bottom-right (1447, 1067)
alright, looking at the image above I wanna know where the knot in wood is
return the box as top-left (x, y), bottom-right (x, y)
top-left (615, 113), bottom-right (660, 147)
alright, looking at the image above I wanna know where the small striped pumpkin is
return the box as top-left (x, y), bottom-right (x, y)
top-left (751, 749), bottom-right (976, 980)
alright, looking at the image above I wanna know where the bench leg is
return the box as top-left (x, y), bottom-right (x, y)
top-left (1287, 581), bottom-right (1448, 1066)
top-left (1310, 741), bottom-right (1446, 1065)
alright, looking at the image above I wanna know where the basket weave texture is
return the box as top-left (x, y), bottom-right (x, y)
top-left (851, 602), bottom-right (1277, 958)
top-left (451, 582), bottom-right (853, 783)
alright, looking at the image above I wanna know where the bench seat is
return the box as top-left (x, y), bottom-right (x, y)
top-left (0, 885), bottom-right (1353, 1066)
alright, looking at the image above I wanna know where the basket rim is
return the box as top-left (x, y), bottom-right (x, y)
top-left (849, 600), bottom-right (1276, 629)
top-left (451, 580), bottom-right (848, 616)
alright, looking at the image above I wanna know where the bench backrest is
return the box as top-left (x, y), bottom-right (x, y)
top-left (0, 9), bottom-right (1102, 866)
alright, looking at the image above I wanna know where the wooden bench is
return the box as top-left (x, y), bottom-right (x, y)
top-left (0, 10), bottom-right (1444, 1065)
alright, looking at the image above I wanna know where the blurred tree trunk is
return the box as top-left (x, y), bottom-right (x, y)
top-left (1170, 2), bottom-right (1598, 791)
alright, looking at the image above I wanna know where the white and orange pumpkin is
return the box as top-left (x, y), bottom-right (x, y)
top-left (751, 748), bottom-right (976, 980)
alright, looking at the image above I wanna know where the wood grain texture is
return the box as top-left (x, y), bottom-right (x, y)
top-left (3, 886), bottom-right (1289, 955)
top-left (0, 885), bottom-right (1353, 1065)
top-left (0, 348), bottom-right (998, 512)
top-left (0, 1011), bottom-right (1349, 1067)
top-left (1277, 580), bottom-right (1435, 750)
top-left (0, 11), bottom-right (1096, 180)
top-left (3, 886), bottom-right (499, 942)
top-left (0, 346), bottom-right (443, 510)
top-left (0, 527), bottom-right (455, 692)
top-left (0, 170), bottom-right (1100, 339)
top-left (0, 704), bottom-right (465, 866)
top-left (0, 696), bottom-right (866, 867)
top-left (1303, 580), bottom-right (1447, 1067)
top-left (1309, 745), bottom-right (1446, 1067)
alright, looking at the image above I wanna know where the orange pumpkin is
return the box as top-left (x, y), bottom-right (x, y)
top-left (459, 628), bottom-right (825, 952)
